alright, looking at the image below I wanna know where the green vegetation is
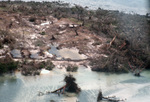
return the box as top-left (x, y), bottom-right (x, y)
top-left (21, 60), bottom-right (55, 76)
top-left (0, 61), bottom-right (18, 74)
top-left (66, 65), bottom-right (78, 72)
top-left (39, 31), bottom-right (46, 35)
top-left (45, 60), bottom-right (55, 70)
top-left (0, 56), bottom-right (18, 74)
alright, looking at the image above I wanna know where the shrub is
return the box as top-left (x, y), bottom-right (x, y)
top-left (0, 57), bottom-right (18, 74)
top-left (64, 74), bottom-right (81, 93)
top-left (39, 31), bottom-right (46, 35)
top-left (66, 65), bottom-right (78, 72)
top-left (45, 60), bottom-right (55, 70)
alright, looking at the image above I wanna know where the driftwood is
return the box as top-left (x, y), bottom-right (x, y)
top-left (97, 90), bottom-right (125, 102)
top-left (119, 40), bottom-right (130, 50)
top-left (102, 96), bottom-right (125, 102)
top-left (108, 35), bottom-right (116, 49)
top-left (38, 75), bottom-right (80, 97)
top-left (128, 62), bottom-right (145, 76)
top-left (51, 85), bottom-right (66, 93)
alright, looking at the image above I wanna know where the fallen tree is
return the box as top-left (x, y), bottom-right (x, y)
top-left (51, 74), bottom-right (81, 94)
top-left (128, 62), bottom-right (145, 77)
top-left (97, 90), bottom-right (125, 102)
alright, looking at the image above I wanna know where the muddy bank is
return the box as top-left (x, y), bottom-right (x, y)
top-left (0, 1), bottom-right (149, 75)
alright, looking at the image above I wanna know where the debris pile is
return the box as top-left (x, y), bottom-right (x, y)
top-left (97, 90), bottom-right (125, 102)
top-left (51, 74), bottom-right (81, 94)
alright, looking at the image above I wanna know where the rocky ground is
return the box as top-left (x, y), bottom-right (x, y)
top-left (0, 1), bottom-right (149, 75)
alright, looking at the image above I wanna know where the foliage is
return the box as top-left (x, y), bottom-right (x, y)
top-left (36, 60), bottom-right (55, 70)
top-left (21, 60), bottom-right (55, 76)
top-left (0, 56), bottom-right (18, 74)
top-left (45, 61), bottom-right (55, 70)
top-left (66, 65), bottom-right (78, 72)
top-left (39, 31), bottom-right (46, 35)
top-left (64, 74), bottom-right (81, 93)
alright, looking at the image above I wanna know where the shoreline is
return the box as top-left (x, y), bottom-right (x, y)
top-left (3, 0), bottom-right (148, 15)
top-left (0, 1), bottom-right (149, 75)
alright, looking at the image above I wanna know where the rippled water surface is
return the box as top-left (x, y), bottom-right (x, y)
top-left (0, 66), bottom-right (150, 102)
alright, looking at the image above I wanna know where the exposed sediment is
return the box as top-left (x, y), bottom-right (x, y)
top-left (0, 1), bottom-right (149, 75)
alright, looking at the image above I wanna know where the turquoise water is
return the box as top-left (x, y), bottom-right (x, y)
top-left (0, 67), bottom-right (150, 102)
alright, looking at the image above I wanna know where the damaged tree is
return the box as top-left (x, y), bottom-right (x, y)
top-left (97, 90), bottom-right (125, 102)
top-left (75, 28), bottom-right (79, 36)
top-left (50, 35), bottom-right (56, 40)
top-left (64, 74), bottom-right (81, 93)
top-left (119, 40), bottom-right (130, 50)
top-left (51, 74), bottom-right (81, 94)
top-left (128, 62), bottom-right (145, 77)
top-left (97, 90), bottom-right (103, 101)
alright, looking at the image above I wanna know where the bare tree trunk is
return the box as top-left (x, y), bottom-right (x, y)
top-left (75, 29), bottom-right (78, 36)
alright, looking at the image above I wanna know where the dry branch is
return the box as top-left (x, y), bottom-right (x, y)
top-left (108, 35), bottom-right (116, 49)
top-left (97, 90), bottom-right (125, 102)
top-left (51, 85), bottom-right (66, 93)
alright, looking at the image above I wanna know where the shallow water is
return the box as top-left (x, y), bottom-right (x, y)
top-left (8, 0), bottom-right (149, 15)
top-left (10, 49), bottom-right (22, 58)
top-left (48, 46), bottom-right (87, 60)
top-left (0, 66), bottom-right (150, 102)
top-left (30, 53), bottom-right (39, 59)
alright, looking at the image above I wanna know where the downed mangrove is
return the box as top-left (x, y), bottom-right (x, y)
top-left (97, 90), bottom-right (125, 102)
top-left (128, 62), bottom-right (145, 77)
top-left (66, 64), bottom-right (78, 72)
top-left (51, 74), bottom-right (81, 94)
